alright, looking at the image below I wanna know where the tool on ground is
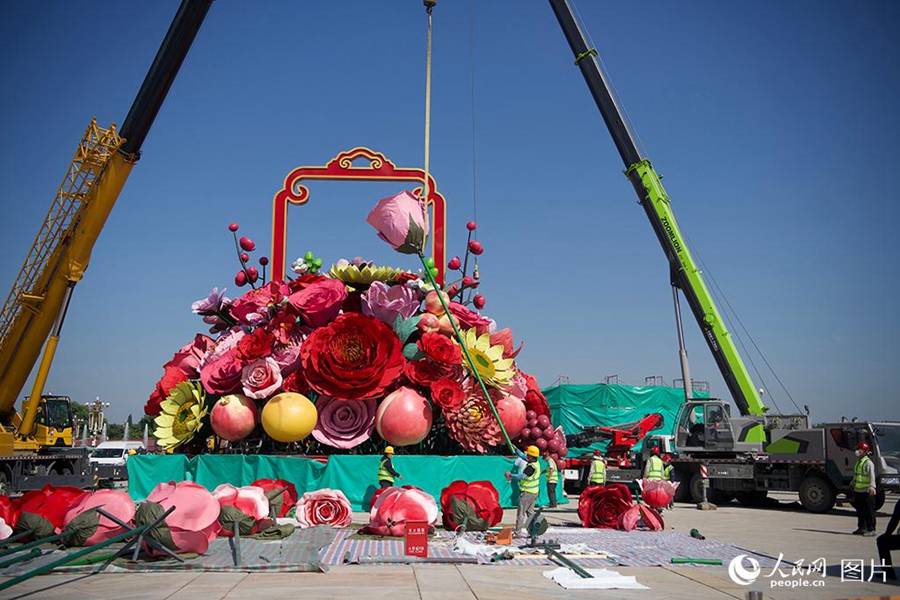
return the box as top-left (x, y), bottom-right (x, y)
top-left (670, 557), bottom-right (723, 565)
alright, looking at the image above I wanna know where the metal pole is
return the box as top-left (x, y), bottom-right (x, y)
top-left (672, 284), bottom-right (693, 401)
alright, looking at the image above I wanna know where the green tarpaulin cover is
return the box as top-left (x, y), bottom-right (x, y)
top-left (128, 454), bottom-right (566, 511)
top-left (543, 383), bottom-right (707, 455)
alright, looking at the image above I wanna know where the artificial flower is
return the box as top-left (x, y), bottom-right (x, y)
top-left (440, 480), bottom-right (503, 531)
top-left (329, 262), bottom-right (408, 288)
top-left (362, 281), bottom-right (420, 325)
top-left (300, 313), bottom-right (405, 401)
top-left (230, 281), bottom-right (290, 326)
top-left (153, 381), bottom-right (208, 449)
top-left (444, 387), bottom-right (503, 453)
top-left (430, 377), bottom-right (466, 411)
top-left (418, 332), bottom-right (461, 365)
top-left (578, 484), bottom-right (633, 529)
top-left (288, 278), bottom-right (347, 327)
top-left (200, 349), bottom-right (245, 395)
top-left (145, 365), bottom-right (189, 416)
top-left (404, 358), bottom-right (461, 389)
top-left (165, 334), bottom-right (216, 379)
top-left (489, 328), bottom-right (523, 359)
top-left (447, 302), bottom-right (492, 336)
top-left (460, 328), bottom-right (516, 389)
top-left (366, 190), bottom-right (429, 255)
top-left (312, 395), bottom-right (376, 449)
top-left (63, 490), bottom-right (136, 546)
top-left (521, 372), bottom-right (551, 417)
top-left (639, 479), bottom-right (679, 509)
top-left (142, 481), bottom-right (221, 554)
top-left (618, 503), bottom-right (664, 531)
top-left (362, 486), bottom-right (438, 537)
top-left (295, 489), bottom-right (353, 528)
top-left (251, 479), bottom-right (299, 517)
top-left (235, 328), bottom-right (276, 362)
top-left (241, 356), bottom-right (283, 399)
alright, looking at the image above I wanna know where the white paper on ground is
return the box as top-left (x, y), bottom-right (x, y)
top-left (542, 567), bottom-right (649, 590)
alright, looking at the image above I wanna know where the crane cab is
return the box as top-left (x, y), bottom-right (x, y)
top-left (674, 400), bottom-right (765, 454)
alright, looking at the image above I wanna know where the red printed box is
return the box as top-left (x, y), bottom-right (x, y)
top-left (405, 520), bottom-right (428, 558)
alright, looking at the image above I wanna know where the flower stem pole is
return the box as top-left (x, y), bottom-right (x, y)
top-left (418, 253), bottom-right (515, 454)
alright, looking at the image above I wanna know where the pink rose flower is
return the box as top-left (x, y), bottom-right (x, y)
top-left (366, 190), bottom-right (429, 255)
top-left (447, 302), bottom-right (492, 336)
top-left (165, 334), bottom-right (216, 379)
top-left (295, 488), bottom-right (353, 528)
top-left (200, 349), bottom-right (245, 395)
top-left (231, 281), bottom-right (290, 326)
top-left (312, 395), bottom-right (376, 449)
top-left (241, 357), bottom-right (283, 399)
top-left (288, 279), bottom-right (347, 327)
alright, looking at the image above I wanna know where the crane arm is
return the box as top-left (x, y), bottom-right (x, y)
top-left (0, 0), bottom-right (211, 436)
top-left (547, 0), bottom-right (767, 418)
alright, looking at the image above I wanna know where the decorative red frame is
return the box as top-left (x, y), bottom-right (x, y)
top-left (271, 147), bottom-right (447, 286)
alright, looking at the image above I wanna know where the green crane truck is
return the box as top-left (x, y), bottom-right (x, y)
top-left (548, 0), bottom-right (899, 512)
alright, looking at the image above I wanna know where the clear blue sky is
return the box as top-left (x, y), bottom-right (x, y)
top-left (1, 0), bottom-right (897, 424)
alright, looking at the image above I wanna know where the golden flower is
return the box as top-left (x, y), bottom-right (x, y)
top-left (329, 262), bottom-right (407, 289)
top-left (153, 381), bottom-right (208, 449)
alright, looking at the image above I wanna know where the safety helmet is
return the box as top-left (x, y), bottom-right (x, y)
top-left (662, 454), bottom-right (672, 462)
top-left (651, 446), bottom-right (660, 455)
top-left (856, 441), bottom-right (870, 452)
top-left (385, 446), bottom-right (395, 454)
top-left (526, 445), bottom-right (540, 458)
top-left (593, 449), bottom-right (603, 456)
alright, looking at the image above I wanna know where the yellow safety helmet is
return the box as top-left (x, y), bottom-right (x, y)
top-left (384, 446), bottom-right (395, 454)
top-left (525, 445), bottom-right (540, 458)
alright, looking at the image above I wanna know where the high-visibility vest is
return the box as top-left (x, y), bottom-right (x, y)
top-left (663, 465), bottom-right (674, 481)
top-left (646, 456), bottom-right (665, 481)
top-left (520, 461), bottom-right (541, 494)
top-left (590, 458), bottom-right (606, 484)
top-left (547, 462), bottom-right (558, 484)
top-left (853, 456), bottom-right (872, 491)
top-left (378, 457), bottom-right (394, 483)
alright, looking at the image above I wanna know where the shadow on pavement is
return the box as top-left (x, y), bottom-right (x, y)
top-left (5, 573), bottom-right (95, 600)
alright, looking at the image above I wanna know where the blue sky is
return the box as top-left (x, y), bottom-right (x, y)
top-left (1, 0), bottom-right (897, 424)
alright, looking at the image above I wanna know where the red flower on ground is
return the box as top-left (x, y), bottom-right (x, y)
top-left (430, 377), bottom-right (466, 411)
top-left (251, 478), bottom-right (299, 517)
top-left (418, 332), bottom-right (461, 365)
top-left (618, 503), bottom-right (665, 531)
top-left (439, 480), bottom-right (503, 531)
top-left (235, 328), bottom-right (276, 361)
top-left (300, 313), bottom-right (405, 401)
top-left (577, 484), bottom-right (633, 529)
top-left (13, 484), bottom-right (90, 532)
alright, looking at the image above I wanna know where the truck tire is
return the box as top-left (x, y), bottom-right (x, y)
top-left (673, 469), bottom-right (692, 502)
top-left (799, 475), bottom-right (836, 513)
top-left (689, 473), bottom-right (703, 503)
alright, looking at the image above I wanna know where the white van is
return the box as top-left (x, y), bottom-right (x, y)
top-left (89, 441), bottom-right (146, 467)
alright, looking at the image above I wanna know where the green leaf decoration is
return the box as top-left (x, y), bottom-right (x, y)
top-left (403, 343), bottom-right (425, 361)
top-left (393, 314), bottom-right (422, 345)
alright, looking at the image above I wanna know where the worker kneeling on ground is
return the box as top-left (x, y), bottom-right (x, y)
top-left (506, 445), bottom-right (541, 536)
top-left (850, 441), bottom-right (877, 536)
top-left (587, 449), bottom-right (606, 486)
top-left (378, 446), bottom-right (403, 488)
top-left (644, 446), bottom-right (665, 481)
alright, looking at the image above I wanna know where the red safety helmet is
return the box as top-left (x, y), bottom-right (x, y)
top-left (856, 441), bottom-right (870, 452)
top-left (651, 446), bottom-right (660, 455)
top-left (593, 449), bottom-right (603, 457)
top-left (662, 454), bottom-right (672, 462)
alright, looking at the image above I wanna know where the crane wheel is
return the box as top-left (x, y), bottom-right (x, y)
top-left (798, 475), bottom-right (836, 513)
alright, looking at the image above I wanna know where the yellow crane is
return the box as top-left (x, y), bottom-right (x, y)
top-left (0, 0), bottom-right (211, 494)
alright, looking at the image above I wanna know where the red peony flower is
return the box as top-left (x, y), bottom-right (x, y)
top-left (164, 334), bottom-right (216, 379)
top-left (231, 281), bottom-right (290, 326)
top-left (430, 377), bottom-right (466, 411)
top-left (281, 369), bottom-right (310, 396)
top-left (521, 373), bottom-right (550, 418)
top-left (577, 484), bottom-right (633, 529)
top-left (418, 332), bottom-right (461, 365)
top-left (300, 313), bottom-right (405, 401)
top-left (288, 279), bottom-right (348, 327)
top-left (200, 349), bottom-right (246, 395)
top-left (295, 489), bottom-right (353, 528)
top-left (288, 274), bottom-right (328, 293)
top-left (13, 484), bottom-right (90, 532)
top-left (405, 358), bottom-right (462, 388)
top-left (439, 480), bottom-right (503, 531)
top-left (251, 478), bottom-right (299, 517)
top-left (145, 365), bottom-right (189, 416)
top-left (236, 328), bottom-right (276, 361)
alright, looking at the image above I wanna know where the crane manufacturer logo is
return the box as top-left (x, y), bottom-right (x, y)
top-left (728, 554), bottom-right (761, 585)
top-left (659, 216), bottom-right (683, 254)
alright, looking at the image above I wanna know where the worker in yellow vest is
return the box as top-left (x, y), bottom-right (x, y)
top-left (377, 446), bottom-right (403, 488)
top-left (543, 452), bottom-right (559, 508)
top-left (587, 449), bottom-right (606, 486)
top-left (644, 446), bottom-right (665, 481)
top-left (506, 445), bottom-right (541, 536)
top-left (850, 441), bottom-right (877, 536)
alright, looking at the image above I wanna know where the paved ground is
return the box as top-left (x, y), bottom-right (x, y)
top-left (2, 493), bottom-right (898, 600)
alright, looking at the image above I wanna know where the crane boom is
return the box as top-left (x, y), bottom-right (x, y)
top-left (548, 0), bottom-right (767, 419)
top-left (0, 0), bottom-right (211, 451)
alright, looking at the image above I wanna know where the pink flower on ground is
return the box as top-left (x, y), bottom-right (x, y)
top-left (288, 279), bottom-right (347, 327)
top-left (63, 490), bottom-right (136, 546)
top-left (312, 395), bottom-right (377, 449)
top-left (361, 281), bottom-right (420, 325)
top-left (295, 489), bottom-right (353, 528)
top-left (366, 190), bottom-right (429, 255)
top-left (639, 479), bottom-right (679, 509)
top-left (212, 484), bottom-right (270, 520)
top-left (241, 357), bottom-right (283, 399)
top-left (145, 481), bottom-right (222, 554)
top-left (618, 503), bottom-right (665, 531)
top-left (362, 486), bottom-right (438, 537)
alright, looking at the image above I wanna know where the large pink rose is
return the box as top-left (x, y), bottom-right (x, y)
top-left (200, 349), bottom-right (245, 395)
top-left (447, 302), bottom-right (492, 336)
top-left (312, 395), bottom-right (376, 449)
top-left (63, 490), bottom-right (136, 546)
top-left (362, 486), bottom-right (438, 537)
top-left (143, 481), bottom-right (222, 554)
top-left (165, 334), bottom-right (216, 379)
top-left (288, 279), bottom-right (347, 327)
top-left (295, 489), bottom-right (352, 528)
top-left (241, 357), bottom-right (283, 399)
top-left (366, 190), bottom-right (429, 255)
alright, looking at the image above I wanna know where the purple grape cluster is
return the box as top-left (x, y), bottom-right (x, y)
top-left (518, 410), bottom-right (568, 462)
